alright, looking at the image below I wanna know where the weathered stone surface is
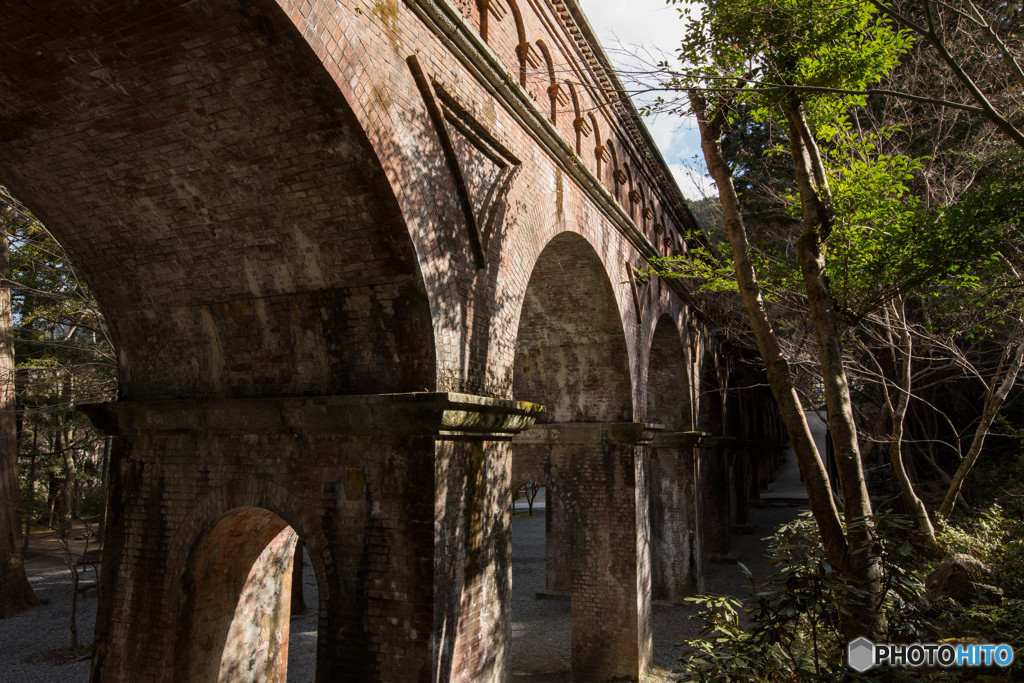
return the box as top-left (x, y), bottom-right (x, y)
top-left (0, 0), bottom-right (786, 680)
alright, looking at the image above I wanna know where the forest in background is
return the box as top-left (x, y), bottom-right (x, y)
top-left (6, 188), bottom-right (114, 534)
top-left (0, 186), bottom-right (115, 619)
top-left (636, 0), bottom-right (1023, 678)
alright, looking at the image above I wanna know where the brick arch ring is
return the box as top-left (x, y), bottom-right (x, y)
top-left (162, 479), bottom-right (332, 627)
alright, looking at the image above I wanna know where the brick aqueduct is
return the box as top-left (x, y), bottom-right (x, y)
top-left (1, 0), bottom-right (785, 681)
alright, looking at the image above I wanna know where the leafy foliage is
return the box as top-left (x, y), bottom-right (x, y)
top-left (677, 510), bottom-right (1021, 681)
top-left (669, 0), bottom-right (913, 119)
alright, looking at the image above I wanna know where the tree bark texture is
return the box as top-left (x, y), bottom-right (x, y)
top-left (0, 229), bottom-right (38, 618)
top-left (882, 300), bottom-right (937, 548)
top-left (784, 98), bottom-right (885, 640)
top-left (689, 90), bottom-right (850, 572)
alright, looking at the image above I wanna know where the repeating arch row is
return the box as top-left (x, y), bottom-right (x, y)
top-left (468, 0), bottom-right (691, 258)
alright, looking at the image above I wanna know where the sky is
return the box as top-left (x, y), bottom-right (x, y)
top-left (577, 0), bottom-right (716, 199)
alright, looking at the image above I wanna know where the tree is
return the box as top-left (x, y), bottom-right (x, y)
top-left (642, 0), bottom-right (1024, 616)
top-left (0, 185), bottom-right (115, 618)
top-left (673, 0), bottom-right (920, 641)
top-left (867, 0), bottom-right (1024, 149)
top-left (0, 187), bottom-right (38, 618)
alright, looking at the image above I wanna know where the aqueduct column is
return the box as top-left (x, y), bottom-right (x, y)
top-left (650, 431), bottom-right (704, 600)
top-left (86, 392), bottom-right (541, 683)
top-left (514, 422), bottom-right (654, 682)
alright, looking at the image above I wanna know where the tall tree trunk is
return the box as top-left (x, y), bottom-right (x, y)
top-left (784, 98), bottom-right (885, 639)
top-left (689, 89), bottom-right (850, 578)
top-left (0, 228), bottom-right (38, 618)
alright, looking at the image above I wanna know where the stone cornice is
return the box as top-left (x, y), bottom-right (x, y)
top-left (513, 421), bottom-right (659, 445)
top-left (402, 0), bottom-right (710, 323)
top-left (556, 0), bottom-right (697, 230)
top-left (81, 392), bottom-right (544, 439)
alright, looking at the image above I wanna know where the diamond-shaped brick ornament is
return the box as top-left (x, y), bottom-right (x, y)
top-left (848, 637), bottom-right (876, 672)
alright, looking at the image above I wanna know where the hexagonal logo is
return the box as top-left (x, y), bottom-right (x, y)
top-left (848, 637), bottom-right (876, 672)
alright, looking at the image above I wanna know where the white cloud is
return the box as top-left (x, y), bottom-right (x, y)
top-left (670, 164), bottom-right (717, 201)
top-left (577, 0), bottom-right (706, 199)
top-left (578, 0), bottom-right (687, 62)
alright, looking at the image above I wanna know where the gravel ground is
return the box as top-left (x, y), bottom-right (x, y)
top-left (2, 501), bottom-right (800, 682)
top-left (2, 528), bottom-right (98, 683)
top-left (0, 531), bottom-right (321, 683)
top-left (508, 497), bottom-right (802, 682)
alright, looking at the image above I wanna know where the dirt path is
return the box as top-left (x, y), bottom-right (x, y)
top-left (22, 520), bottom-right (101, 575)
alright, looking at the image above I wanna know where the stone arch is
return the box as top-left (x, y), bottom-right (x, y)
top-left (647, 314), bottom-right (692, 430)
top-left (0, 0), bottom-right (436, 402)
top-left (606, 139), bottom-right (621, 200)
top-left (535, 40), bottom-right (558, 123)
top-left (164, 480), bottom-right (329, 610)
top-left (624, 163), bottom-right (638, 221)
top-left (477, 0), bottom-right (492, 40)
top-left (567, 82), bottom-right (584, 153)
top-left (590, 114), bottom-right (605, 179)
top-left (508, 0), bottom-right (529, 86)
top-left (639, 187), bottom-right (651, 233)
top-left (174, 506), bottom-right (298, 682)
top-left (510, 231), bottom-right (649, 680)
top-left (156, 476), bottom-right (338, 679)
top-left (645, 314), bottom-right (703, 600)
top-left (478, 0), bottom-right (528, 90)
top-left (513, 231), bottom-right (633, 423)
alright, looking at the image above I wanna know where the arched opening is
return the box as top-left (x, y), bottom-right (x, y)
top-left (175, 506), bottom-right (320, 682)
top-left (590, 115), bottom-right (604, 179)
top-left (568, 82), bottom-right (584, 154)
top-left (514, 232), bottom-right (632, 424)
top-left (536, 40), bottom-right (559, 124)
top-left (699, 350), bottom-right (732, 557)
top-left (0, 0), bottom-right (436, 402)
top-left (511, 231), bottom-right (643, 679)
top-left (648, 316), bottom-right (692, 431)
top-left (646, 315), bottom-right (702, 608)
top-left (607, 140), bottom-right (621, 200)
top-left (624, 163), bottom-right (638, 223)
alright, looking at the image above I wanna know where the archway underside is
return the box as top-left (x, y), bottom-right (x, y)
top-left (511, 231), bottom-right (650, 681)
top-left (0, 0), bottom-right (434, 400)
top-left (646, 315), bottom-right (703, 602)
top-left (514, 231), bottom-right (632, 424)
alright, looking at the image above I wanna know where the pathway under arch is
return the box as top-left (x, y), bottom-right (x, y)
top-left (511, 231), bottom-right (651, 682)
top-left (646, 315), bottom-right (703, 600)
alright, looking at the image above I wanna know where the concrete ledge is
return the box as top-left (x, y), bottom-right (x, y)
top-left (81, 392), bottom-right (544, 439)
top-left (512, 422), bottom-right (659, 446)
top-left (651, 430), bottom-right (707, 448)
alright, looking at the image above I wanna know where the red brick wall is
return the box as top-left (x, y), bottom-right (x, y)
top-left (0, 1), bottom-right (784, 681)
